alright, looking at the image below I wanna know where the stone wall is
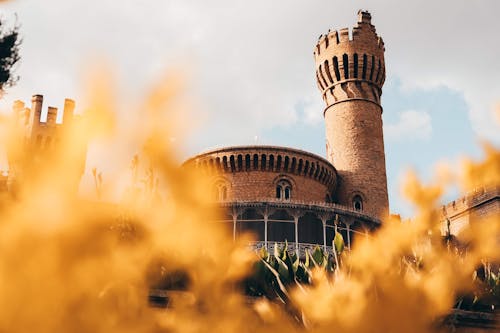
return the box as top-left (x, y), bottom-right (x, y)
top-left (441, 185), bottom-right (500, 235)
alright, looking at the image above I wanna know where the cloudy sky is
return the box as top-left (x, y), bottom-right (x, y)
top-left (0, 0), bottom-right (499, 216)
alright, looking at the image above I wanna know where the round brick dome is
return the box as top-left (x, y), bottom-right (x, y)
top-left (183, 145), bottom-right (338, 203)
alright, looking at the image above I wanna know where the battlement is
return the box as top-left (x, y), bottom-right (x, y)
top-left (13, 94), bottom-right (76, 129)
top-left (441, 185), bottom-right (499, 218)
top-left (314, 10), bottom-right (385, 60)
top-left (9, 94), bottom-right (80, 153)
top-left (313, 11), bottom-right (386, 109)
top-left (439, 185), bottom-right (499, 236)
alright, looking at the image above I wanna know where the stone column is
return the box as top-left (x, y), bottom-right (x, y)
top-left (294, 216), bottom-right (299, 255)
top-left (232, 214), bottom-right (237, 241)
top-left (288, 208), bottom-right (306, 256)
top-left (318, 212), bottom-right (331, 252)
top-left (264, 213), bottom-right (268, 248)
top-left (231, 206), bottom-right (242, 242)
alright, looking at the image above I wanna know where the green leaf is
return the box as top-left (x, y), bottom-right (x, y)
top-left (282, 247), bottom-right (296, 281)
top-left (295, 262), bottom-right (311, 284)
top-left (274, 242), bottom-right (281, 260)
top-left (334, 231), bottom-right (345, 255)
top-left (311, 245), bottom-right (324, 266)
top-left (282, 240), bottom-right (289, 260)
top-left (292, 254), bottom-right (299, 274)
top-left (276, 256), bottom-right (291, 283)
top-left (259, 246), bottom-right (269, 260)
top-left (260, 257), bottom-right (289, 298)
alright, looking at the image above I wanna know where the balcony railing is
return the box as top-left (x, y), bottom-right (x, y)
top-left (249, 241), bottom-right (335, 257)
top-left (215, 198), bottom-right (380, 224)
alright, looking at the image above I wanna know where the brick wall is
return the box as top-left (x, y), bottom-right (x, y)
top-left (184, 146), bottom-right (337, 203)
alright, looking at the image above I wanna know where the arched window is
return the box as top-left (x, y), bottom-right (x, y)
top-left (333, 56), bottom-right (341, 81)
top-left (276, 179), bottom-right (292, 201)
top-left (213, 181), bottom-right (228, 201)
top-left (245, 154), bottom-right (251, 170)
top-left (353, 195), bottom-right (363, 211)
top-left (342, 54), bottom-right (349, 79)
top-left (353, 53), bottom-right (358, 78)
top-left (284, 187), bottom-right (290, 200)
top-left (362, 54), bottom-right (368, 79)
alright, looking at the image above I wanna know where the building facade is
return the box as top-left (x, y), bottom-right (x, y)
top-left (184, 11), bottom-right (388, 254)
top-left (441, 185), bottom-right (500, 236)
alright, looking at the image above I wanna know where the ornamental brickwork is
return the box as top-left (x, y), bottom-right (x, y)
top-left (184, 146), bottom-right (337, 203)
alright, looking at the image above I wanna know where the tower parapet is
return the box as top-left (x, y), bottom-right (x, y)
top-left (7, 94), bottom-right (86, 194)
top-left (314, 10), bottom-right (385, 110)
top-left (315, 11), bottom-right (389, 221)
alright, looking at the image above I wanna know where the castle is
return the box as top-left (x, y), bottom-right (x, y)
top-left (183, 10), bottom-right (499, 254)
top-left (183, 11), bottom-right (388, 254)
top-left (1, 11), bottom-right (497, 255)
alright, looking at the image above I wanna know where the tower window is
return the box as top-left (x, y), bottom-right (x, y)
top-left (353, 195), bottom-right (363, 211)
top-left (342, 54), bottom-right (349, 79)
top-left (276, 179), bottom-right (292, 201)
top-left (369, 55), bottom-right (375, 80)
top-left (324, 60), bottom-right (333, 83)
top-left (353, 53), bottom-right (358, 78)
top-left (333, 56), bottom-right (341, 81)
top-left (362, 54), bottom-right (368, 79)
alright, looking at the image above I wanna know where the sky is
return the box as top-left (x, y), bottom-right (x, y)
top-left (0, 0), bottom-right (499, 216)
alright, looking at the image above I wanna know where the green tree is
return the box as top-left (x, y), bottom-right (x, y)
top-left (0, 18), bottom-right (21, 93)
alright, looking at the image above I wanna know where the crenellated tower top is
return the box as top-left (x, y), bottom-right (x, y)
top-left (314, 10), bottom-right (386, 112)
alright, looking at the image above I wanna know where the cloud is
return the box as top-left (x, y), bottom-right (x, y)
top-left (0, 0), bottom-right (499, 155)
top-left (385, 110), bottom-right (432, 142)
top-left (298, 94), bottom-right (323, 126)
top-left (496, 102), bottom-right (500, 125)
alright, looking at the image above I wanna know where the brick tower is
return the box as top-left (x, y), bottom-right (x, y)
top-left (314, 10), bottom-right (389, 220)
